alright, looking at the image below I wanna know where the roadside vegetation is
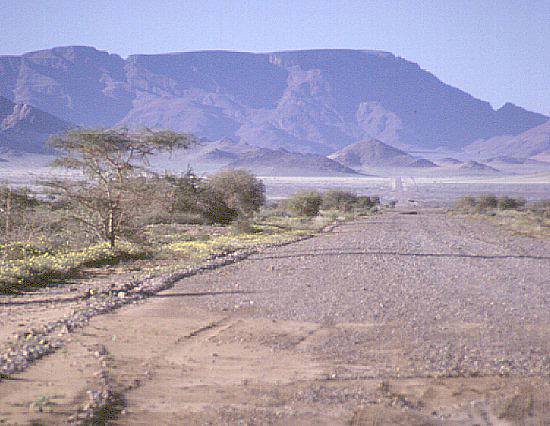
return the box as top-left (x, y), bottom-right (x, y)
top-left (0, 129), bottom-right (380, 293)
top-left (454, 194), bottom-right (550, 237)
top-left (270, 190), bottom-right (380, 220)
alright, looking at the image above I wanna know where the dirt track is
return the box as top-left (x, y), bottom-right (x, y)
top-left (1, 210), bottom-right (549, 424)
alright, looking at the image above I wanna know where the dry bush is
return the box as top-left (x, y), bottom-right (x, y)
top-left (455, 195), bottom-right (526, 212)
top-left (497, 196), bottom-right (526, 210)
top-left (258, 201), bottom-right (292, 220)
top-left (478, 194), bottom-right (498, 209)
top-left (0, 186), bottom-right (40, 241)
top-left (530, 200), bottom-right (550, 218)
top-left (354, 195), bottom-right (381, 215)
top-left (230, 219), bottom-right (257, 234)
top-left (287, 191), bottom-right (323, 217)
top-left (455, 196), bottom-right (477, 210)
top-left (321, 191), bottom-right (380, 214)
top-left (321, 190), bottom-right (358, 212)
top-left (46, 128), bottom-right (194, 248)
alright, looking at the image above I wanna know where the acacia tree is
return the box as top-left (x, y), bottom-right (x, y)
top-left (46, 128), bottom-right (195, 248)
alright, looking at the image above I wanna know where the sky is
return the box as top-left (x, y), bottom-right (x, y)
top-left (1, 0), bottom-right (549, 115)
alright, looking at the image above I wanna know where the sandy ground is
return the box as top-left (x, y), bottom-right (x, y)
top-left (0, 210), bottom-right (549, 424)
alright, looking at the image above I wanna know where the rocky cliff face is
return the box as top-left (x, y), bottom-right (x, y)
top-left (0, 46), bottom-right (547, 154)
top-left (3, 46), bottom-right (132, 127)
top-left (0, 96), bottom-right (69, 153)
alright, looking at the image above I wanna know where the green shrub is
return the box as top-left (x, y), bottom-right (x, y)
top-left (230, 219), bottom-right (257, 235)
top-left (197, 189), bottom-right (239, 224)
top-left (355, 195), bottom-right (380, 209)
top-left (166, 169), bottom-right (265, 225)
top-left (455, 196), bottom-right (477, 210)
top-left (321, 190), bottom-right (357, 212)
top-left (478, 194), bottom-right (498, 209)
top-left (203, 169), bottom-right (266, 219)
top-left (258, 201), bottom-right (291, 220)
top-left (497, 196), bottom-right (526, 210)
top-left (166, 170), bottom-right (203, 214)
top-left (456, 195), bottom-right (527, 212)
top-left (530, 200), bottom-right (550, 218)
top-left (287, 191), bottom-right (323, 217)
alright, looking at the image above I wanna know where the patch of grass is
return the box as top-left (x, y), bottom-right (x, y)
top-left (454, 196), bottom-right (549, 238)
top-left (0, 206), bottom-right (342, 293)
top-left (0, 242), bottom-right (50, 260)
top-left (0, 242), bottom-right (147, 293)
top-left (133, 220), bottom-right (315, 277)
top-left (163, 226), bottom-right (310, 259)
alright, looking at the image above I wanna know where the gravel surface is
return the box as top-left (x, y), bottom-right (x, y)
top-left (176, 210), bottom-right (550, 378)
top-left (2, 210), bottom-right (548, 424)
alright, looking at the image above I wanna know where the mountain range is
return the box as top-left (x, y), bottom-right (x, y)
top-left (1, 45), bottom-right (548, 159)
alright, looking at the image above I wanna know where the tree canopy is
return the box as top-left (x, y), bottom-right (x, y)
top-left (46, 128), bottom-right (196, 247)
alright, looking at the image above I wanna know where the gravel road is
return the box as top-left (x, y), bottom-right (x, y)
top-left (178, 210), bottom-right (550, 378)
top-left (1, 209), bottom-right (549, 424)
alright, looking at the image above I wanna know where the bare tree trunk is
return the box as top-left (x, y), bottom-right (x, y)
top-left (5, 188), bottom-right (12, 241)
top-left (108, 208), bottom-right (116, 249)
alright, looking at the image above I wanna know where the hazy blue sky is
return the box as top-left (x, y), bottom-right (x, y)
top-left (1, 0), bottom-right (549, 115)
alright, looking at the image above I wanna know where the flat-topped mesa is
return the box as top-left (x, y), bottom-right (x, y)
top-left (0, 46), bottom-right (547, 155)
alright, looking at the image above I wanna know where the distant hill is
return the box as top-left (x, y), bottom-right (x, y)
top-left (484, 156), bottom-right (525, 165)
top-left (329, 139), bottom-right (437, 168)
top-left (435, 157), bottom-right (463, 165)
top-left (408, 158), bottom-right (438, 168)
top-left (530, 152), bottom-right (550, 163)
top-left (457, 160), bottom-right (501, 174)
top-left (176, 138), bottom-right (259, 164)
top-left (0, 46), bottom-right (547, 155)
top-left (200, 148), bottom-right (239, 162)
top-left (0, 96), bottom-right (69, 153)
top-left (465, 120), bottom-right (550, 159)
top-left (225, 148), bottom-right (360, 176)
